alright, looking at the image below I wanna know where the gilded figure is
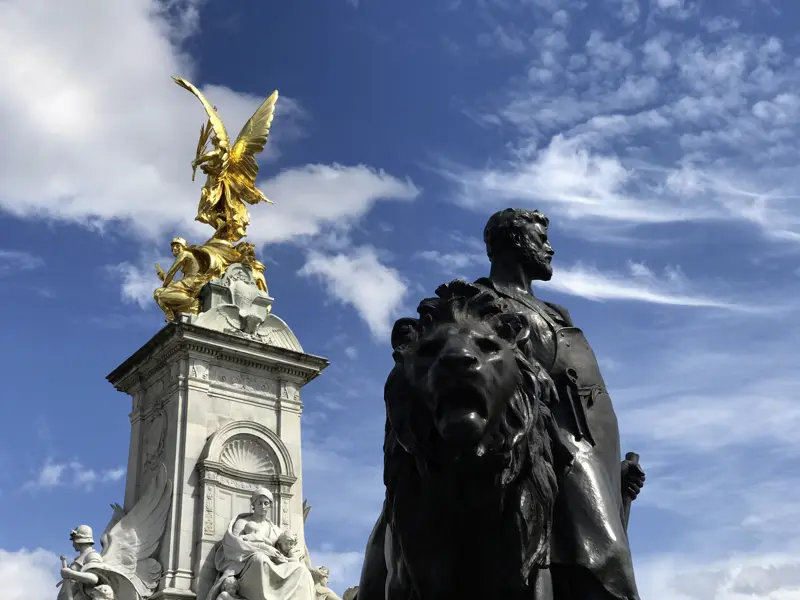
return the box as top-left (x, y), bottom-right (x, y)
top-left (173, 76), bottom-right (278, 243)
top-left (153, 236), bottom-right (254, 321)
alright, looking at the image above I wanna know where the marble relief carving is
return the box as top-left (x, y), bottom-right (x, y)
top-left (204, 485), bottom-right (216, 536)
top-left (211, 365), bottom-right (277, 396)
top-left (189, 358), bottom-right (210, 380)
top-left (220, 438), bottom-right (278, 476)
top-left (141, 403), bottom-right (167, 475)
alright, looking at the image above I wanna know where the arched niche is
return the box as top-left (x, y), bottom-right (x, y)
top-left (197, 421), bottom-right (297, 540)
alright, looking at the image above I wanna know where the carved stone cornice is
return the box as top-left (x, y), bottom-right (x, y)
top-left (198, 466), bottom-right (297, 492)
top-left (107, 322), bottom-right (329, 396)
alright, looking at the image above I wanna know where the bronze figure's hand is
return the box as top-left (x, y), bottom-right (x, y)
top-left (532, 361), bottom-right (560, 408)
top-left (621, 456), bottom-right (645, 500)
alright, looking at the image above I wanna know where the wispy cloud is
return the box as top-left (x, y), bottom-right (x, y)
top-left (23, 460), bottom-right (125, 492)
top-left (540, 261), bottom-right (743, 309)
top-left (599, 302), bottom-right (800, 579)
top-left (445, 3), bottom-right (800, 245)
top-left (415, 245), bottom-right (743, 309)
top-left (0, 249), bottom-right (44, 277)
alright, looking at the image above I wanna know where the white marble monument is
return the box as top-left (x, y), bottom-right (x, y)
top-left (105, 265), bottom-right (329, 600)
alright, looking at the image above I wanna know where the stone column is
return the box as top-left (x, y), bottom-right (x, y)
top-left (107, 317), bottom-right (328, 600)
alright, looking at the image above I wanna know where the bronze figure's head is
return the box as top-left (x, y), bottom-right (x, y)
top-left (484, 208), bottom-right (554, 281)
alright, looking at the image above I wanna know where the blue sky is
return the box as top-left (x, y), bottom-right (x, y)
top-left (2, 0), bottom-right (800, 598)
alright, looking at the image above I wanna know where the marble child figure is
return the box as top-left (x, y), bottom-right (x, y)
top-left (208, 488), bottom-right (316, 600)
top-left (217, 577), bottom-right (243, 600)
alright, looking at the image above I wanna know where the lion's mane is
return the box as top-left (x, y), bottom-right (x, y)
top-left (383, 280), bottom-right (559, 595)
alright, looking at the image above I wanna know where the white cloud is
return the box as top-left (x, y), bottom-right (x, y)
top-left (0, 548), bottom-right (60, 600)
top-left (447, 134), bottom-right (710, 226)
top-left (24, 460), bottom-right (125, 491)
top-left (637, 551), bottom-right (800, 600)
top-left (251, 164), bottom-right (419, 245)
top-left (112, 262), bottom-right (164, 309)
top-left (478, 25), bottom-right (528, 54)
top-left (596, 300), bottom-right (800, 576)
top-left (650, 0), bottom-right (697, 20)
top-left (0, 0), bottom-right (417, 250)
top-left (414, 249), bottom-right (484, 273)
top-left (300, 247), bottom-right (409, 340)
top-left (642, 33), bottom-right (673, 71)
top-left (0, 250), bottom-right (44, 276)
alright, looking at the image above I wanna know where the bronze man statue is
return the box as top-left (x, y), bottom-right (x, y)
top-left (355, 208), bottom-right (645, 600)
top-left (473, 208), bottom-right (645, 600)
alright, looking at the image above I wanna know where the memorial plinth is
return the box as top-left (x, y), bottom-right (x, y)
top-left (55, 75), bottom-right (345, 600)
top-left (107, 318), bottom-right (329, 600)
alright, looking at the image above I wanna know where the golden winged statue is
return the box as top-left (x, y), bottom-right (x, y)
top-left (150, 77), bottom-right (277, 322)
top-left (173, 76), bottom-right (278, 243)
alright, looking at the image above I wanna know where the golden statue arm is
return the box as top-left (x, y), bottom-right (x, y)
top-left (192, 147), bottom-right (223, 168)
top-left (160, 256), bottom-right (186, 287)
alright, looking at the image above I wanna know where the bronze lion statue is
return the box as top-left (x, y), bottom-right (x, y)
top-left (356, 280), bottom-right (561, 600)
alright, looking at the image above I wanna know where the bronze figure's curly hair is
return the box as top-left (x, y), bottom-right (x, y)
top-left (483, 208), bottom-right (549, 261)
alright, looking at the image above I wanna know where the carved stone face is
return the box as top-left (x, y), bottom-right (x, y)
top-left (221, 577), bottom-right (239, 593)
top-left (277, 531), bottom-right (297, 553)
top-left (87, 585), bottom-right (114, 600)
top-left (252, 495), bottom-right (272, 517)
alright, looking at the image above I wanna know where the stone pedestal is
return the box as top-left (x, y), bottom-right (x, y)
top-left (107, 319), bottom-right (328, 600)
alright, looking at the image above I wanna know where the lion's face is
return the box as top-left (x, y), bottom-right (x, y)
top-left (402, 322), bottom-right (519, 449)
top-left (387, 282), bottom-right (532, 459)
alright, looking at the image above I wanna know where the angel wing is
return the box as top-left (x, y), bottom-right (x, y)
top-left (89, 465), bottom-right (172, 600)
top-left (172, 76), bottom-right (230, 149)
top-left (101, 503), bottom-right (126, 540)
top-left (225, 90), bottom-right (279, 205)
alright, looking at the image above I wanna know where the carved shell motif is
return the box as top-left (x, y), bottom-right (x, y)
top-left (219, 437), bottom-right (277, 475)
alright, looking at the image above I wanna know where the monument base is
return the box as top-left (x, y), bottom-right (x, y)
top-left (107, 307), bottom-right (328, 599)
